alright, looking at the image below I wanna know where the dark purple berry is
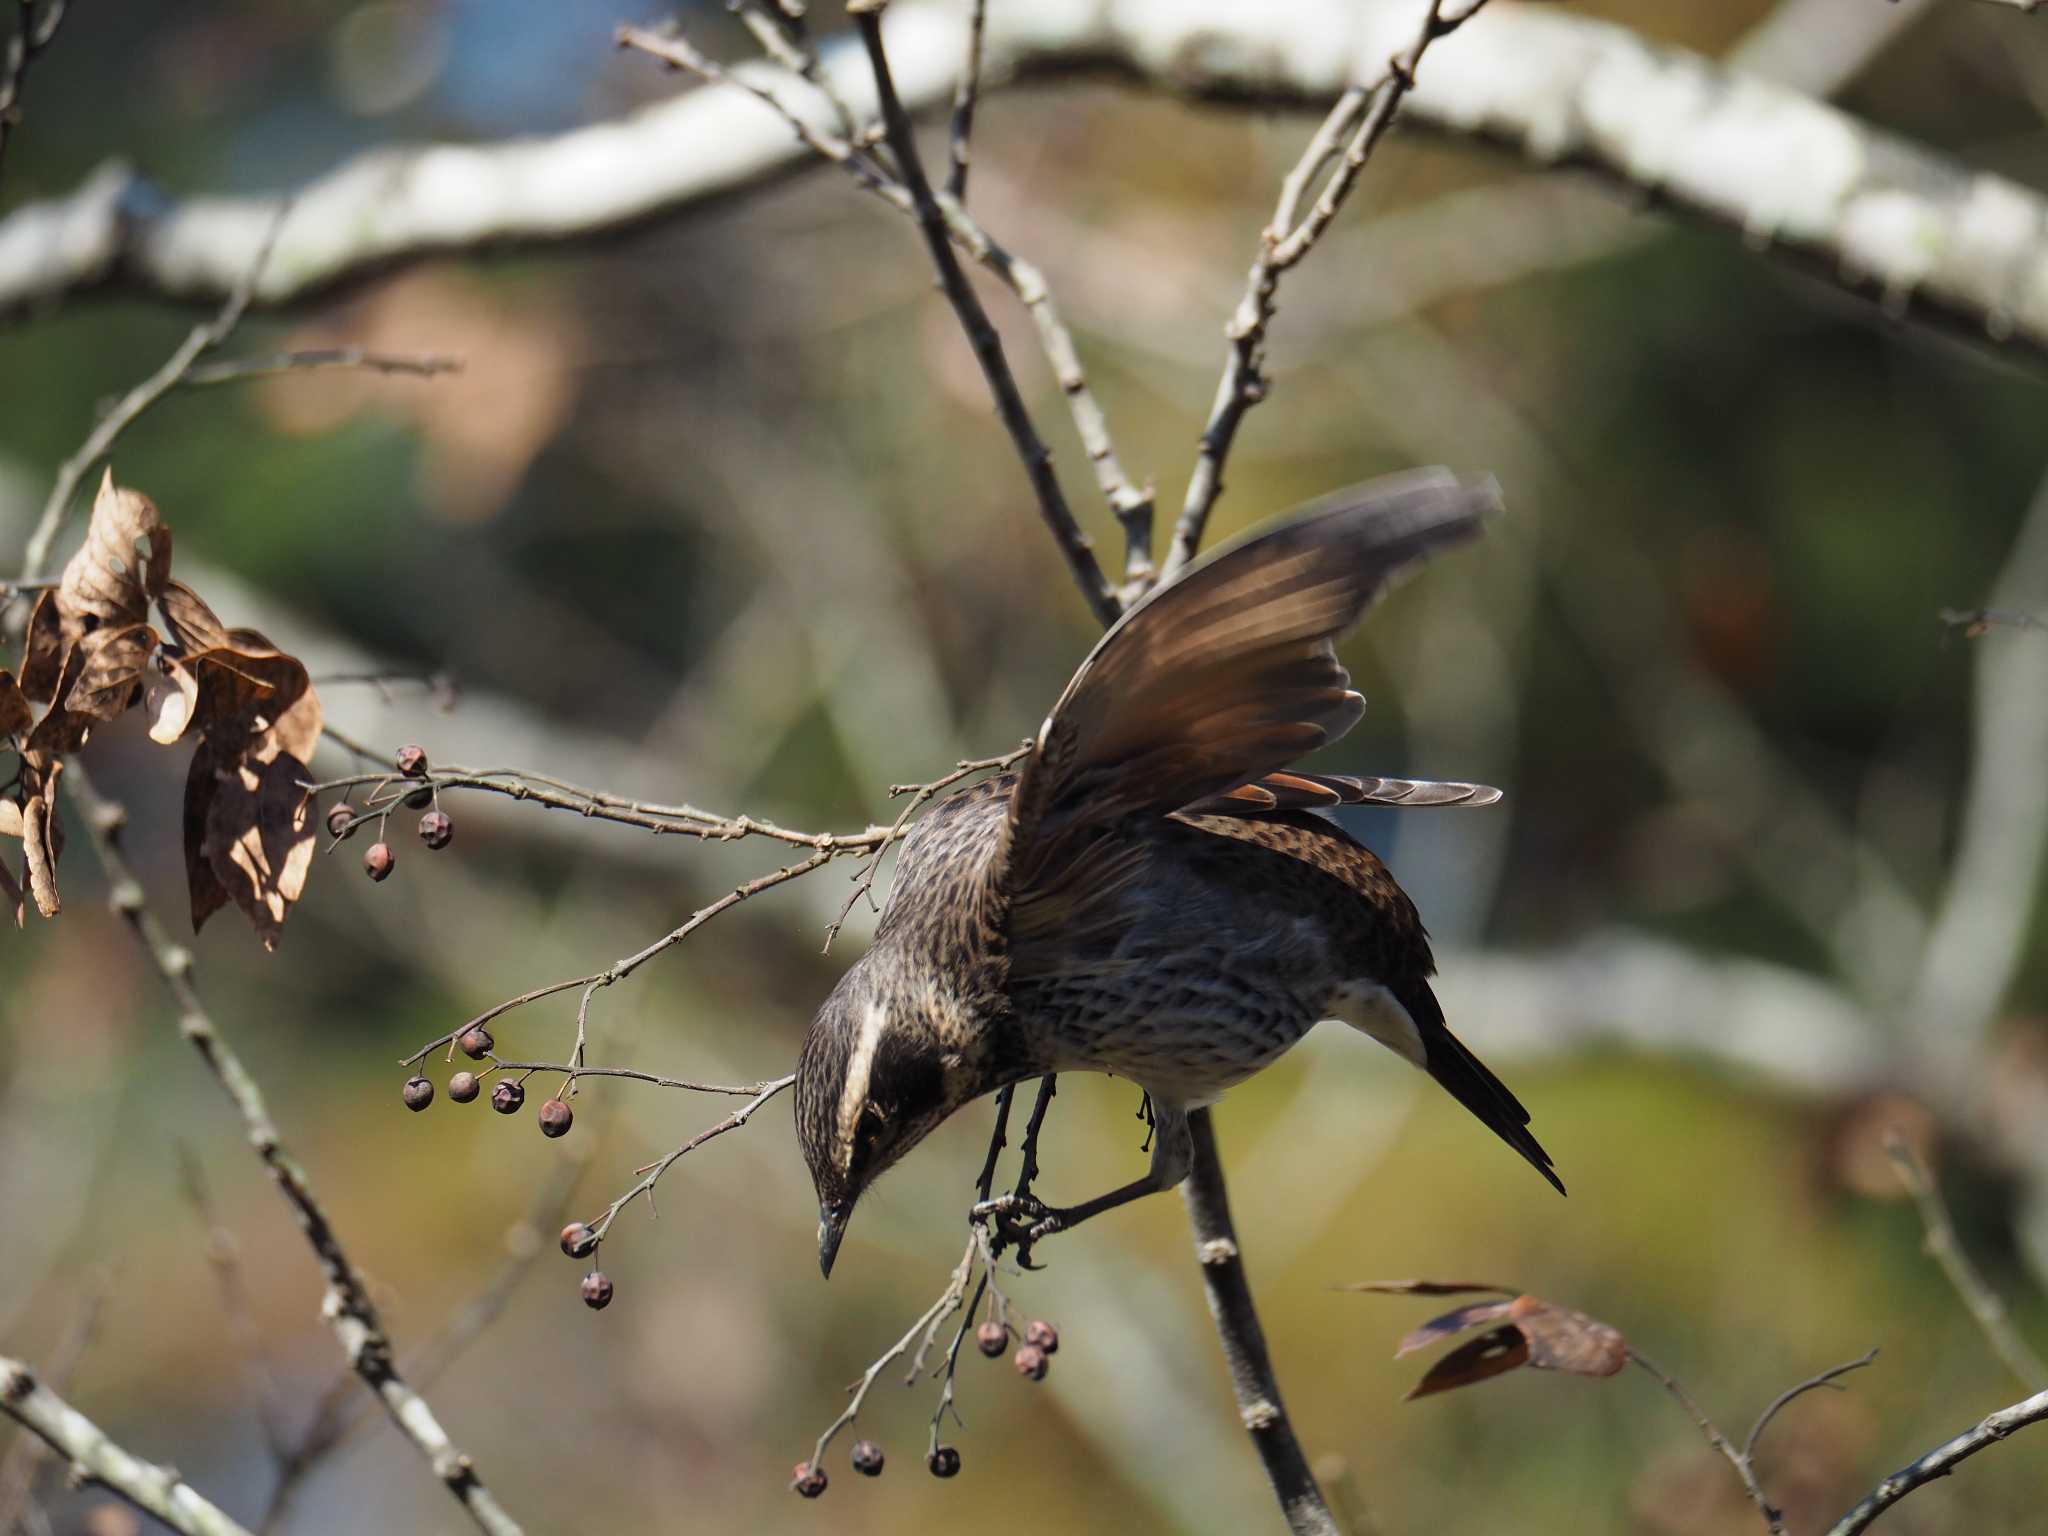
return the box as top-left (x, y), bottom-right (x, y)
top-left (326, 804), bottom-right (355, 839)
top-left (418, 810), bottom-right (453, 850)
top-left (560, 1222), bottom-right (597, 1259)
top-left (1023, 1319), bottom-right (1059, 1355)
top-left (404, 786), bottom-right (433, 810)
top-left (490, 1080), bottom-right (525, 1115)
top-left (791, 1462), bottom-right (827, 1498)
top-left (581, 1271), bottom-right (614, 1310)
top-left (447, 1071), bottom-right (480, 1103)
top-left (363, 842), bottom-right (395, 881)
top-left (538, 1098), bottom-right (573, 1138)
top-left (975, 1321), bottom-right (1007, 1358)
top-left (927, 1445), bottom-right (961, 1479)
top-left (1013, 1344), bottom-right (1048, 1381)
top-left (402, 1075), bottom-right (433, 1112)
top-left (458, 1026), bottom-right (493, 1060)
top-left (850, 1440), bottom-right (884, 1477)
top-left (395, 744), bottom-right (429, 777)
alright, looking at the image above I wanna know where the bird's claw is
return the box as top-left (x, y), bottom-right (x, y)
top-left (970, 1193), bottom-right (1064, 1265)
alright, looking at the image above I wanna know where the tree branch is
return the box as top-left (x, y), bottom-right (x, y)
top-left (8, 2), bottom-right (2048, 367)
top-left (65, 764), bottom-right (526, 1536)
top-left (1180, 1110), bottom-right (1339, 1536)
top-left (1823, 1386), bottom-right (2048, 1536)
top-left (0, 1356), bottom-right (254, 1536)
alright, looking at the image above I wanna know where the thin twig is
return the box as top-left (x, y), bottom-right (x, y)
top-left (850, 0), bottom-right (1120, 627)
top-left (0, 1356), bottom-right (255, 1536)
top-left (1165, 0), bottom-right (1489, 580)
top-left (178, 348), bottom-right (464, 388)
top-left (66, 764), bottom-right (525, 1536)
top-left (583, 1075), bottom-right (794, 1243)
top-left (1938, 605), bottom-right (2047, 637)
top-left (1823, 1386), bottom-right (2048, 1536)
top-left (0, 0), bottom-right (65, 176)
top-left (1743, 1349), bottom-right (1881, 1462)
top-left (943, 0), bottom-right (988, 201)
top-left (1885, 1132), bottom-right (2048, 1390)
top-left (1627, 1350), bottom-right (1783, 1533)
top-left (1181, 1110), bottom-right (1339, 1536)
top-left (16, 200), bottom-right (290, 589)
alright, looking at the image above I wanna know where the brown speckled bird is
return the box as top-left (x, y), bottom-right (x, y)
top-left (796, 470), bottom-right (1559, 1277)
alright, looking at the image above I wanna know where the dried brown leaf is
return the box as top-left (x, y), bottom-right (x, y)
top-left (1395, 1300), bottom-right (1517, 1359)
top-left (0, 671), bottom-right (29, 741)
top-left (200, 748), bottom-right (316, 949)
top-left (183, 739), bottom-right (231, 934)
top-left (159, 579), bottom-right (229, 656)
top-left (19, 591), bottom-right (65, 703)
top-left (1510, 1295), bottom-right (1628, 1379)
top-left (1406, 1327), bottom-right (1532, 1400)
top-left (63, 470), bottom-right (171, 629)
top-left (65, 623), bottom-right (157, 722)
top-left (20, 758), bottom-right (63, 918)
top-left (145, 658), bottom-right (200, 745)
top-left (1342, 1279), bottom-right (1517, 1299)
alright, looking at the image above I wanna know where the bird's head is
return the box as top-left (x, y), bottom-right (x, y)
top-left (794, 962), bottom-right (977, 1278)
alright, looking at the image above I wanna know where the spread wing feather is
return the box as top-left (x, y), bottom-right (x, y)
top-left (999, 469), bottom-right (1501, 931)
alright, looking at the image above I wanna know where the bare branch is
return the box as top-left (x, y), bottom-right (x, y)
top-left (851, 0), bottom-right (1119, 626)
top-left (0, 0), bottom-right (64, 176)
top-left (1742, 1349), bottom-right (1881, 1462)
top-left (66, 765), bottom-right (526, 1536)
top-left (0, 1270), bottom-right (108, 1535)
top-left (943, 0), bottom-right (989, 202)
top-left (0, 1355), bottom-right (254, 1536)
top-left (1824, 1386), bottom-right (2048, 1536)
top-left (1627, 1351), bottom-right (1784, 1534)
top-left (1180, 1110), bottom-right (1340, 1536)
top-left (179, 347), bottom-right (463, 388)
top-left (1165, 0), bottom-right (1486, 579)
top-left (1886, 1132), bottom-right (2048, 1390)
top-left (14, 199), bottom-right (287, 594)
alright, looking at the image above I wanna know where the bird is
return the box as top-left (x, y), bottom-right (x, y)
top-left (796, 469), bottom-right (1559, 1279)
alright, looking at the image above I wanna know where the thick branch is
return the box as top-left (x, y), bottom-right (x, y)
top-left (0, 1356), bottom-right (254, 1536)
top-left (67, 766), bottom-right (525, 1536)
top-left (7, 2), bottom-right (2048, 365)
top-left (1180, 1110), bottom-right (1339, 1536)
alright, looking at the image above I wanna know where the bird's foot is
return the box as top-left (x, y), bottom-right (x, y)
top-left (969, 1193), bottom-right (1067, 1266)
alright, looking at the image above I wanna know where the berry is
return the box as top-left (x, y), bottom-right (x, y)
top-left (458, 1026), bottom-right (493, 1060)
top-left (418, 810), bottom-right (453, 850)
top-left (927, 1445), bottom-right (961, 1479)
top-left (538, 1098), bottom-right (573, 1138)
top-left (581, 1271), bottom-right (614, 1310)
top-left (363, 842), bottom-right (395, 882)
top-left (326, 804), bottom-right (355, 839)
top-left (560, 1222), bottom-right (597, 1259)
top-left (1013, 1344), bottom-right (1048, 1381)
top-left (791, 1462), bottom-right (827, 1499)
top-left (975, 1321), bottom-right (1007, 1358)
top-left (395, 744), bottom-right (429, 777)
top-left (490, 1080), bottom-right (525, 1115)
top-left (404, 787), bottom-right (434, 810)
top-left (1024, 1319), bottom-right (1059, 1355)
top-left (850, 1440), bottom-right (884, 1477)
top-left (448, 1071), bottom-right (481, 1104)
top-left (402, 1075), bottom-right (434, 1112)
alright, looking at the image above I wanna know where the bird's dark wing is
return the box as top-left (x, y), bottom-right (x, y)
top-left (1180, 770), bottom-right (1502, 816)
top-left (997, 469), bottom-right (1500, 942)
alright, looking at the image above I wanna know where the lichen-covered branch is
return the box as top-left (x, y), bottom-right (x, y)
top-left (0, 1355), bottom-right (255, 1536)
top-left (66, 764), bottom-right (526, 1536)
top-left (8, 2), bottom-right (2048, 367)
top-left (1823, 1386), bottom-right (2048, 1536)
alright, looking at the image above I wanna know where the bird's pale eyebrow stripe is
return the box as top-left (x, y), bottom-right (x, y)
top-left (834, 999), bottom-right (888, 1173)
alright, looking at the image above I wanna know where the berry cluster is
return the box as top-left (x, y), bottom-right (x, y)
top-left (328, 746), bottom-right (455, 885)
top-left (795, 1316), bottom-right (1060, 1497)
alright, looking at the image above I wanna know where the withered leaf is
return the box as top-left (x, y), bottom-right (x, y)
top-left (63, 470), bottom-right (171, 630)
top-left (159, 579), bottom-right (229, 657)
top-left (0, 670), bottom-right (29, 740)
top-left (19, 758), bottom-right (63, 919)
top-left (1360, 1280), bottom-right (1631, 1403)
top-left (183, 739), bottom-right (231, 934)
top-left (199, 747), bottom-right (316, 949)
top-left (19, 591), bottom-right (65, 704)
top-left (65, 623), bottom-right (158, 722)
top-left (145, 659), bottom-right (200, 745)
top-left (1396, 1300), bottom-right (1516, 1359)
top-left (1407, 1327), bottom-right (1532, 1400)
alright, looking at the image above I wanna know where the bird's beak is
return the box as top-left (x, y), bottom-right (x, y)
top-left (818, 1202), bottom-right (848, 1280)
